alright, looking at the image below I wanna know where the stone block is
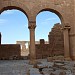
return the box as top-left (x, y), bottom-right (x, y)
top-left (47, 57), bottom-right (53, 62)
top-left (59, 71), bottom-right (66, 75)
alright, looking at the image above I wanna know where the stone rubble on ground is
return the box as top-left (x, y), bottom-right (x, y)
top-left (0, 59), bottom-right (75, 75)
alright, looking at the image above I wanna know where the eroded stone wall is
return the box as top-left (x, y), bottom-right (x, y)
top-left (35, 39), bottom-right (50, 59)
top-left (0, 0), bottom-right (75, 60)
top-left (0, 44), bottom-right (21, 60)
top-left (16, 41), bottom-right (43, 57)
top-left (48, 23), bottom-right (64, 56)
top-left (36, 23), bottom-right (64, 59)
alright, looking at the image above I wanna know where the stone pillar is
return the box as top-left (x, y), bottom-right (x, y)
top-left (63, 25), bottom-right (71, 60)
top-left (28, 21), bottom-right (36, 64)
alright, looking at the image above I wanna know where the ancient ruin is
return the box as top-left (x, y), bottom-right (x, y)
top-left (0, 23), bottom-right (64, 60)
top-left (36, 23), bottom-right (64, 59)
top-left (16, 23), bottom-right (64, 59)
top-left (0, 0), bottom-right (75, 64)
top-left (1, 0), bottom-right (75, 75)
top-left (0, 44), bottom-right (21, 60)
top-left (16, 41), bottom-right (30, 56)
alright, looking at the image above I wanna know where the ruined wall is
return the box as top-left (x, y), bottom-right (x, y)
top-left (16, 41), bottom-right (49, 58)
top-left (36, 23), bottom-right (64, 59)
top-left (0, 0), bottom-right (75, 60)
top-left (0, 44), bottom-right (21, 60)
top-left (48, 23), bottom-right (64, 56)
top-left (36, 39), bottom-right (49, 59)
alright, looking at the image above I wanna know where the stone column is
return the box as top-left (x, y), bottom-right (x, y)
top-left (28, 21), bottom-right (36, 64)
top-left (63, 25), bottom-right (71, 60)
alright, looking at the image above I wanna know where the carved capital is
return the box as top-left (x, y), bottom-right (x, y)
top-left (28, 21), bottom-right (36, 29)
top-left (64, 25), bottom-right (71, 30)
top-left (63, 23), bottom-right (71, 30)
top-left (28, 25), bottom-right (36, 29)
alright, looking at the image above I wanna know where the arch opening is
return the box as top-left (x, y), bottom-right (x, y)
top-left (36, 11), bottom-right (62, 41)
top-left (0, 6), bottom-right (29, 20)
top-left (36, 10), bottom-right (64, 59)
top-left (37, 8), bottom-right (64, 24)
top-left (0, 9), bottom-right (30, 58)
top-left (0, 9), bottom-right (29, 44)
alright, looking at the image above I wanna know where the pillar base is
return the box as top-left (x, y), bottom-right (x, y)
top-left (29, 59), bottom-right (37, 65)
top-left (71, 56), bottom-right (75, 60)
top-left (64, 57), bottom-right (72, 61)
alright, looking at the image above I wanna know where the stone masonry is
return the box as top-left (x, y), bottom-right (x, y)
top-left (0, 0), bottom-right (75, 63)
top-left (36, 23), bottom-right (64, 59)
top-left (0, 23), bottom-right (64, 60)
top-left (16, 41), bottom-right (49, 58)
top-left (0, 44), bottom-right (21, 60)
top-left (0, 32), bottom-right (21, 60)
top-left (48, 23), bottom-right (64, 56)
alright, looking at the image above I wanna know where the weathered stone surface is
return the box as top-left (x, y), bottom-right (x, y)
top-left (47, 57), bottom-right (53, 62)
top-left (0, 44), bottom-right (21, 60)
top-left (0, 0), bottom-right (75, 60)
top-left (53, 56), bottom-right (64, 61)
top-left (0, 59), bottom-right (75, 75)
top-left (36, 23), bottom-right (64, 59)
top-left (59, 71), bottom-right (66, 75)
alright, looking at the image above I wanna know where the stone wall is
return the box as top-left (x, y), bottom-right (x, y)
top-left (0, 23), bottom-right (64, 59)
top-left (0, 0), bottom-right (75, 60)
top-left (16, 41), bottom-right (49, 58)
top-left (35, 39), bottom-right (50, 59)
top-left (48, 23), bottom-right (64, 56)
top-left (35, 23), bottom-right (64, 59)
top-left (0, 44), bottom-right (21, 60)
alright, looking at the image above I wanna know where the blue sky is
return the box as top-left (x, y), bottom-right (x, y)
top-left (0, 10), bottom-right (61, 44)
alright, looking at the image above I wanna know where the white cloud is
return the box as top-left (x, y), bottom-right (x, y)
top-left (40, 18), bottom-right (56, 24)
top-left (46, 17), bottom-right (57, 21)
top-left (0, 19), bottom-right (7, 24)
top-left (2, 10), bottom-right (15, 15)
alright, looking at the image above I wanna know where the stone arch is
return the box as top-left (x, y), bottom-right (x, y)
top-left (0, 6), bottom-right (29, 20)
top-left (33, 3), bottom-right (66, 24)
top-left (36, 8), bottom-right (63, 24)
top-left (0, 0), bottom-right (31, 20)
top-left (35, 5), bottom-right (71, 60)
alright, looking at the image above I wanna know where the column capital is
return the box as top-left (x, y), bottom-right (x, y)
top-left (63, 25), bottom-right (71, 30)
top-left (28, 21), bottom-right (36, 29)
top-left (28, 25), bottom-right (36, 29)
top-left (62, 23), bottom-right (70, 30)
